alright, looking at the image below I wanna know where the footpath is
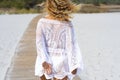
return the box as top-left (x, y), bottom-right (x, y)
top-left (5, 14), bottom-right (80, 80)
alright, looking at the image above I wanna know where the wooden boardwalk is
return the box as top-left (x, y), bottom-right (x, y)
top-left (5, 14), bottom-right (43, 80)
top-left (5, 14), bottom-right (81, 80)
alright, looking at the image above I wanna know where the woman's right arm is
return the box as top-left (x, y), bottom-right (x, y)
top-left (36, 20), bottom-right (52, 74)
top-left (36, 21), bottom-right (48, 64)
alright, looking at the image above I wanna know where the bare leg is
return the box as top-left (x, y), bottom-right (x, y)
top-left (53, 76), bottom-right (68, 80)
top-left (40, 75), bottom-right (51, 80)
top-left (40, 75), bottom-right (46, 80)
top-left (62, 76), bottom-right (68, 80)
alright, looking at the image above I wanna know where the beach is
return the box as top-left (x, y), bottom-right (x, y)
top-left (0, 13), bottom-right (120, 80)
top-left (0, 14), bottom-right (38, 80)
top-left (72, 13), bottom-right (120, 80)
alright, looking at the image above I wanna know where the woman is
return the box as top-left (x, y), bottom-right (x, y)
top-left (35, 0), bottom-right (83, 80)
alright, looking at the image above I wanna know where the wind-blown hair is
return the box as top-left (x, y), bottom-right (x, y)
top-left (45, 0), bottom-right (76, 21)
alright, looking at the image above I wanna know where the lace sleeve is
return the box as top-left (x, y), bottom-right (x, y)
top-left (36, 20), bottom-right (51, 64)
top-left (71, 27), bottom-right (84, 72)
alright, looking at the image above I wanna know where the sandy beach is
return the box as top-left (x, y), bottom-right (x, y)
top-left (72, 13), bottom-right (120, 80)
top-left (0, 14), bottom-right (38, 80)
top-left (0, 12), bottom-right (120, 80)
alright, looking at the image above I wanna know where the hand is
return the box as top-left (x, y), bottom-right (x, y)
top-left (42, 62), bottom-right (52, 75)
top-left (71, 68), bottom-right (77, 75)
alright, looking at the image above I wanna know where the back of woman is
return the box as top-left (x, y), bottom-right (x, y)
top-left (35, 0), bottom-right (84, 80)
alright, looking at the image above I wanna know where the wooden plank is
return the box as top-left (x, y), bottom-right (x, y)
top-left (5, 14), bottom-right (43, 80)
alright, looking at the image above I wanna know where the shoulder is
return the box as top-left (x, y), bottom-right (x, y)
top-left (38, 17), bottom-right (72, 25)
top-left (36, 18), bottom-right (45, 30)
top-left (37, 18), bottom-right (45, 24)
top-left (37, 18), bottom-right (47, 28)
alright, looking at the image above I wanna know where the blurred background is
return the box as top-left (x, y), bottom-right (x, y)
top-left (0, 0), bottom-right (120, 14)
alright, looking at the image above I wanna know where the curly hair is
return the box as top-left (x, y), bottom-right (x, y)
top-left (45, 0), bottom-right (76, 21)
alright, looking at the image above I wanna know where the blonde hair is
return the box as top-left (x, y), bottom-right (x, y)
top-left (44, 0), bottom-right (76, 21)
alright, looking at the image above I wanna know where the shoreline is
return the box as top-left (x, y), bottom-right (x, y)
top-left (0, 4), bottom-right (120, 14)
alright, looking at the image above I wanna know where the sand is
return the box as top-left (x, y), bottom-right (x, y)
top-left (72, 12), bottom-right (120, 80)
top-left (0, 14), bottom-right (38, 80)
top-left (0, 12), bottom-right (120, 80)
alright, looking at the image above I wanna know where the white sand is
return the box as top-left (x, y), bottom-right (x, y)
top-left (72, 13), bottom-right (120, 80)
top-left (0, 13), bottom-right (120, 80)
top-left (0, 14), bottom-right (38, 80)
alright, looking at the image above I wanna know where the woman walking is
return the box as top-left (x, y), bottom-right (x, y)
top-left (35, 0), bottom-right (83, 80)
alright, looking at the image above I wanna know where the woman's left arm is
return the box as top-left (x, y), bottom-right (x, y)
top-left (71, 26), bottom-right (84, 74)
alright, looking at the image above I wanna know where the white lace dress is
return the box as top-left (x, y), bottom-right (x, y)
top-left (35, 18), bottom-right (83, 79)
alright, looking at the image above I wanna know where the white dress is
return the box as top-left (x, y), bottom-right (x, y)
top-left (35, 17), bottom-right (83, 80)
